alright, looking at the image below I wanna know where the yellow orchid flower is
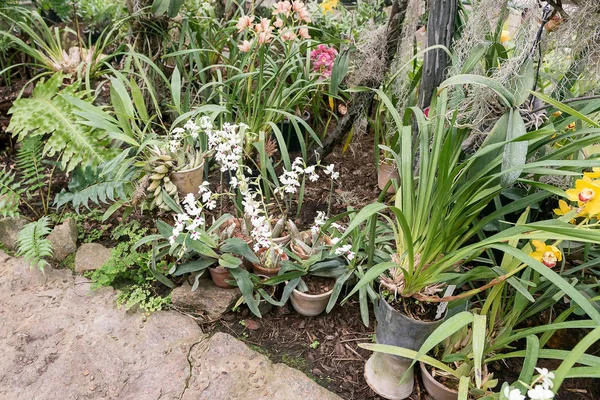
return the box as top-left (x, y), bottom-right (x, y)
top-left (500, 30), bottom-right (511, 43)
top-left (321, 0), bottom-right (338, 14)
top-left (553, 199), bottom-right (577, 223)
top-left (566, 122), bottom-right (576, 131)
top-left (584, 167), bottom-right (600, 179)
top-left (565, 176), bottom-right (600, 218)
top-left (530, 240), bottom-right (562, 268)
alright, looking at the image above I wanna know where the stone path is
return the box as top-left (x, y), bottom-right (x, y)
top-left (0, 251), bottom-right (341, 400)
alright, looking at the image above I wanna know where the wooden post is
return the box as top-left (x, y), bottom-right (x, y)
top-left (418, 0), bottom-right (457, 109)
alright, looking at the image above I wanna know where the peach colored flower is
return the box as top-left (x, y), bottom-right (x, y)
top-left (274, 18), bottom-right (284, 28)
top-left (236, 15), bottom-right (254, 33)
top-left (281, 29), bottom-right (297, 41)
top-left (258, 31), bottom-right (274, 44)
top-left (298, 27), bottom-right (311, 39)
top-left (292, 1), bottom-right (305, 12)
top-left (238, 40), bottom-right (253, 52)
top-left (255, 18), bottom-right (271, 33)
top-left (272, 1), bottom-right (292, 17)
top-left (297, 7), bottom-right (311, 23)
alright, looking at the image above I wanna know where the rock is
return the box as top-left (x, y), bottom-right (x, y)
top-left (0, 217), bottom-right (27, 250)
top-left (47, 219), bottom-right (78, 261)
top-left (171, 280), bottom-right (241, 320)
top-left (74, 243), bottom-right (113, 273)
top-left (0, 250), bottom-right (342, 400)
top-left (0, 250), bottom-right (203, 400)
top-left (183, 332), bottom-right (342, 400)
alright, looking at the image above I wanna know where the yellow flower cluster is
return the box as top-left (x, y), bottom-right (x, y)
top-left (553, 169), bottom-right (600, 221)
top-left (321, 0), bottom-right (338, 14)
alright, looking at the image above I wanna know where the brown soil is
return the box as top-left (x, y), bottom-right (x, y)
top-left (385, 294), bottom-right (441, 322)
top-left (303, 275), bottom-right (335, 295)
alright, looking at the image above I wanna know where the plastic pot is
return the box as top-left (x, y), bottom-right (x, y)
top-left (419, 362), bottom-right (458, 400)
top-left (208, 266), bottom-right (235, 289)
top-left (289, 285), bottom-right (333, 317)
top-left (364, 296), bottom-right (447, 399)
top-left (378, 161), bottom-right (400, 193)
top-left (170, 162), bottom-right (205, 199)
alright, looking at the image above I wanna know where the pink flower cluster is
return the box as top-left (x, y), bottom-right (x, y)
top-left (310, 44), bottom-right (338, 78)
top-left (236, 1), bottom-right (312, 52)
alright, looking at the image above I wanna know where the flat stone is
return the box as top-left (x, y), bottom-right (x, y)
top-left (0, 250), bottom-right (203, 400)
top-left (0, 217), bottom-right (27, 250)
top-left (183, 332), bottom-right (342, 400)
top-left (171, 280), bottom-right (241, 320)
top-left (47, 218), bottom-right (78, 261)
top-left (74, 243), bottom-right (112, 273)
top-left (0, 250), bottom-right (342, 399)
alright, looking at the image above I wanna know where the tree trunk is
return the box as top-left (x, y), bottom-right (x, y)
top-left (418, 0), bottom-right (457, 109)
top-left (309, 0), bottom-right (409, 163)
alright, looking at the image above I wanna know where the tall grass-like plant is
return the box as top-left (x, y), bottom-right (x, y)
top-left (336, 76), bottom-right (600, 316)
top-left (0, 7), bottom-right (123, 89)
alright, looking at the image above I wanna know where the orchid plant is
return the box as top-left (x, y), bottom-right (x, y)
top-left (335, 76), bottom-right (600, 320)
top-left (216, 1), bottom-right (338, 159)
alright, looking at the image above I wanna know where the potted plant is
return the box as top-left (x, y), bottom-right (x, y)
top-left (332, 78), bottom-right (600, 398)
top-left (146, 118), bottom-right (211, 209)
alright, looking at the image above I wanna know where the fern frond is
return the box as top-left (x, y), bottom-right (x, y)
top-left (16, 136), bottom-right (46, 197)
top-left (0, 167), bottom-right (22, 217)
top-left (55, 160), bottom-right (135, 212)
top-left (16, 216), bottom-right (53, 271)
top-left (7, 73), bottom-right (112, 173)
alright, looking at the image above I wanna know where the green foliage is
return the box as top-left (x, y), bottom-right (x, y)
top-left (0, 136), bottom-right (52, 218)
top-left (116, 283), bottom-right (171, 313)
top-left (0, 167), bottom-right (20, 218)
top-left (89, 221), bottom-right (152, 289)
top-left (16, 216), bottom-right (53, 270)
top-left (8, 73), bottom-right (113, 173)
top-left (55, 161), bottom-right (134, 213)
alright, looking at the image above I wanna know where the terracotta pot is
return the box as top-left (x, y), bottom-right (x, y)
top-left (290, 286), bottom-right (333, 317)
top-left (378, 161), bottom-right (400, 193)
top-left (252, 263), bottom-right (281, 277)
top-left (170, 162), bottom-right (205, 199)
top-left (208, 266), bottom-right (235, 289)
top-left (252, 247), bottom-right (289, 276)
top-left (419, 362), bottom-right (458, 400)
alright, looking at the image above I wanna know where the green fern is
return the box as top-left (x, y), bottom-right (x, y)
top-left (16, 135), bottom-right (47, 201)
top-left (55, 149), bottom-right (136, 212)
top-left (7, 73), bottom-right (112, 173)
top-left (16, 216), bottom-right (54, 271)
top-left (0, 167), bottom-right (21, 217)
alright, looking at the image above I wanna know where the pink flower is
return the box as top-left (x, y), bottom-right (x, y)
top-left (423, 107), bottom-right (430, 118)
top-left (310, 44), bottom-right (338, 78)
top-left (258, 31), bottom-right (274, 44)
top-left (272, 1), bottom-right (292, 17)
top-left (236, 15), bottom-right (254, 33)
top-left (238, 40), bottom-right (253, 52)
top-left (255, 18), bottom-right (272, 33)
top-left (297, 7), bottom-right (311, 23)
top-left (281, 29), bottom-right (297, 41)
top-left (298, 27), bottom-right (311, 39)
top-left (292, 1), bottom-right (305, 12)
top-left (274, 17), bottom-right (284, 28)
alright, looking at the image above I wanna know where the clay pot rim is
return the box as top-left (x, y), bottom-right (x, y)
top-left (171, 160), bottom-right (205, 175)
top-left (378, 290), bottom-right (448, 327)
top-left (287, 279), bottom-right (335, 299)
top-left (419, 361), bottom-right (459, 395)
